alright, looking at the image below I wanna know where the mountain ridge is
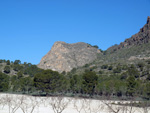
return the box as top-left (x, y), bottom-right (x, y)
top-left (38, 16), bottom-right (150, 73)
top-left (108, 16), bottom-right (150, 52)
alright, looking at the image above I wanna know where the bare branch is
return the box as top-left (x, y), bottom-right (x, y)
top-left (48, 96), bottom-right (71, 113)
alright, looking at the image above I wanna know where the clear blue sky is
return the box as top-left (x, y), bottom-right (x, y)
top-left (0, 0), bottom-right (150, 64)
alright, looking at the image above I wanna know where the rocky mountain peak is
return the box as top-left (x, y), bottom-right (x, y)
top-left (147, 16), bottom-right (150, 24)
top-left (38, 41), bottom-right (101, 73)
top-left (108, 16), bottom-right (150, 52)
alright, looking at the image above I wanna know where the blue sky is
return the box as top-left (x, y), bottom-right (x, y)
top-left (0, 0), bottom-right (150, 64)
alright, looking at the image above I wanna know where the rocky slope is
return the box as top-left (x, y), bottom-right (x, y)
top-left (108, 16), bottom-right (150, 52)
top-left (38, 17), bottom-right (150, 73)
top-left (38, 41), bottom-right (101, 72)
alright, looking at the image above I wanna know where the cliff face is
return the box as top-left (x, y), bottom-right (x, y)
top-left (108, 16), bottom-right (150, 52)
top-left (38, 41), bottom-right (101, 73)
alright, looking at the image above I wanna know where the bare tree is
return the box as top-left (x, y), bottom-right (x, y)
top-left (39, 97), bottom-right (48, 107)
top-left (4, 94), bottom-right (22, 113)
top-left (142, 105), bottom-right (150, 113)
top-left (48, 96), bottom-right (71, 113)
top-left (73, 98), bottom-right (86, 113)
top-left (73, 98), bottom-right (105, 113)
top-left (103, 100), bottom-right (139, 113)
top-left (103, 101), bottom-right (121, 113)
top-left (138, 101), bottom-right (150, 113)
top-left (126, 101), bottom-right (136, 113)
top-left (19, 96), bottom-right (40, 113)
top-left (0, 94), bottom-right (7, 109)
top-left (88, 99), bottom-right (105, 113)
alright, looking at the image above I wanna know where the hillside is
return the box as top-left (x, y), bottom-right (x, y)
top-left (0, 17), bottom-right (150, 101)
top-left (107, 16), bottom-right (150, 53)
top-left (0, 59), bottom-right (42, 77)
top-left (102, 16), bottom-right (150, 61)
top-left (69, 16), bottom-right (150, 82)
top-left (38, 41), bottom-right (101, 72)
top-left (36, 16), bottom-right (150, 76)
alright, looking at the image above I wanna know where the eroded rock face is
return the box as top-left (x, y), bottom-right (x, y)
top-left (108, 16), bottom-right (150, 52)
top-left (38, 41), bottom-right (101, 73)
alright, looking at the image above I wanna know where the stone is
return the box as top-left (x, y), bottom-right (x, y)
top-left (38, 41), bottom-right (101, 73)
top-left (108, 16), bottom-right (150, 52)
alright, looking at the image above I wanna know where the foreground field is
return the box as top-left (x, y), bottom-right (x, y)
top-left (0, 93), bottom-right (149, 113)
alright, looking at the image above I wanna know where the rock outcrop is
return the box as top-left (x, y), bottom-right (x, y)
top-left (108, 16), bottom-right (150, 52)
top-left (38, 41), bottom-right (101, 73)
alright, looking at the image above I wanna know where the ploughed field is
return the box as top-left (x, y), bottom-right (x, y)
top-left (0, 93), bottom-right (149, 113)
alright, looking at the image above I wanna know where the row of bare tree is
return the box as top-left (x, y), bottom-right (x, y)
top-left (0, 94), bottom-right (149, 113)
